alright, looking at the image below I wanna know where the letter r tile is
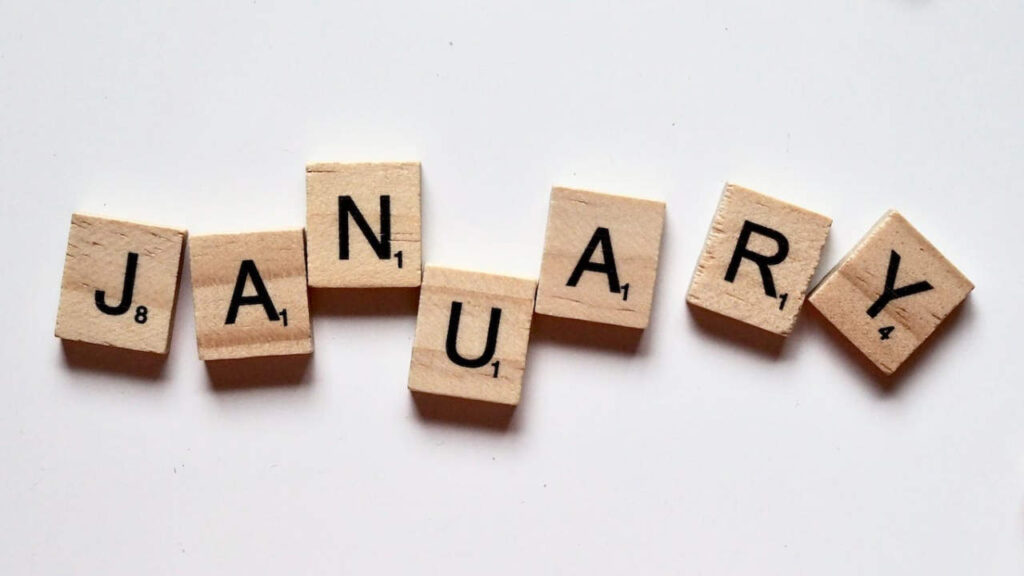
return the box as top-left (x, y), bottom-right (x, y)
top-left (408, 266), bottom-right (537, 406)
top-left (535, 187), bottom-right (666, 329)
top-left (686, 184), bottom-right (832, 337)
top-left (55, 213), bottom-right (187, 354)
top-left (809, 210), bottom-right (973, 375)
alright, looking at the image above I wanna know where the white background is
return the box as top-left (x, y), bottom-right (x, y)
top-left (2, 1), bottom-right (1022, 573)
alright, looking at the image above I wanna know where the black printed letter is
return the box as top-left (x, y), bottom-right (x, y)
top-left (95, 251), bottom-right (138, 316)
top-left (225, 260), bottom-right (280, 324)
top-left (866, 250), bottom-right (933, 318)
top-left (566, 227), bottom-right (621, 293)
top-left (724, 220), bottom-right (790, 298)
top-left (339, 195), bottom-right (391, 260)
top-left (445, 301), bottom-right (501, 368)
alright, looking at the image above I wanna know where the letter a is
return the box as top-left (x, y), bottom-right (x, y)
top-left (225, 260), bottom-right (280, 324)
top-left (566, 227), bottom-right (621, 293)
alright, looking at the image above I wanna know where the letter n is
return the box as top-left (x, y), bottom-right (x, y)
top-left (339, 195), bottom-right (391, 260)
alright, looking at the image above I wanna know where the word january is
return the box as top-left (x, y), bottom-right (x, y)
top-left (55, 163), bottom-right (974, 404)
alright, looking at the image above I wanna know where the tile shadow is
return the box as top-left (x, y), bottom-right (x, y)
top-left (685, 302), bottom-right (786, 359)
top-left (530, 313), bottom-right (644, 354)
top-left (61, 339), bottom-right (168, 380)
top-left (309, 286), bottom-right (420, 317)
top-left (809, 296), bottom-right (976, 397)
top-left (205, 354), bottom-right (312, 391)
top-left (410, 391), bottom-right (516, 431)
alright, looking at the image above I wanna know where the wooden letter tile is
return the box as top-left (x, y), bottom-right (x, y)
top-left (55, 213), bottom-right (186, 354)
top-left (808, 211), bottom-right (973, 375)
top-left (686, 184), bottom-right (832, 336)
top-left (535, 187), bottom-right (665, 329)
top-left (189, 230), bottom-right (313, 360)
top-left (408, 266), bottom-right (537, 406)
top-left (306, 162), bottom-right (421, 288)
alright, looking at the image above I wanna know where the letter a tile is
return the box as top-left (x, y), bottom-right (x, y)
top-left (55, 213), bottom-right (186, 354)
top-left (306, 162), bottom-right (421, 288)
top-left (535, 187), bottom-right (665, 329)
top-left (408, 266), bottom-right (537, 406)
top-left (686, 184), bottom-right (832, 336)
top-left (808, 211), bottom-right (973, 375)
top-left (189, 230), bottom-right (313, 360)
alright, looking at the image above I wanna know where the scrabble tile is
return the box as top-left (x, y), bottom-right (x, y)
top-left (55, 213), bottom-right (186, 354)
top-left (408, 266), bottom-right (537, 406)
top-left (686, 184), bottom-right (832, 336)
top-left (189, 230), bottom-right (313, 360)
top-left (535, 187), bottom-right (665, 329)
top-left (809, 211), bottom-right (973, 375)
top-left (306, 162), bottom-right (421, 288)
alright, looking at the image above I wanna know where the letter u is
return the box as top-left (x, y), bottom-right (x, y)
top-left (445, 301), bottom-right (501, 368)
